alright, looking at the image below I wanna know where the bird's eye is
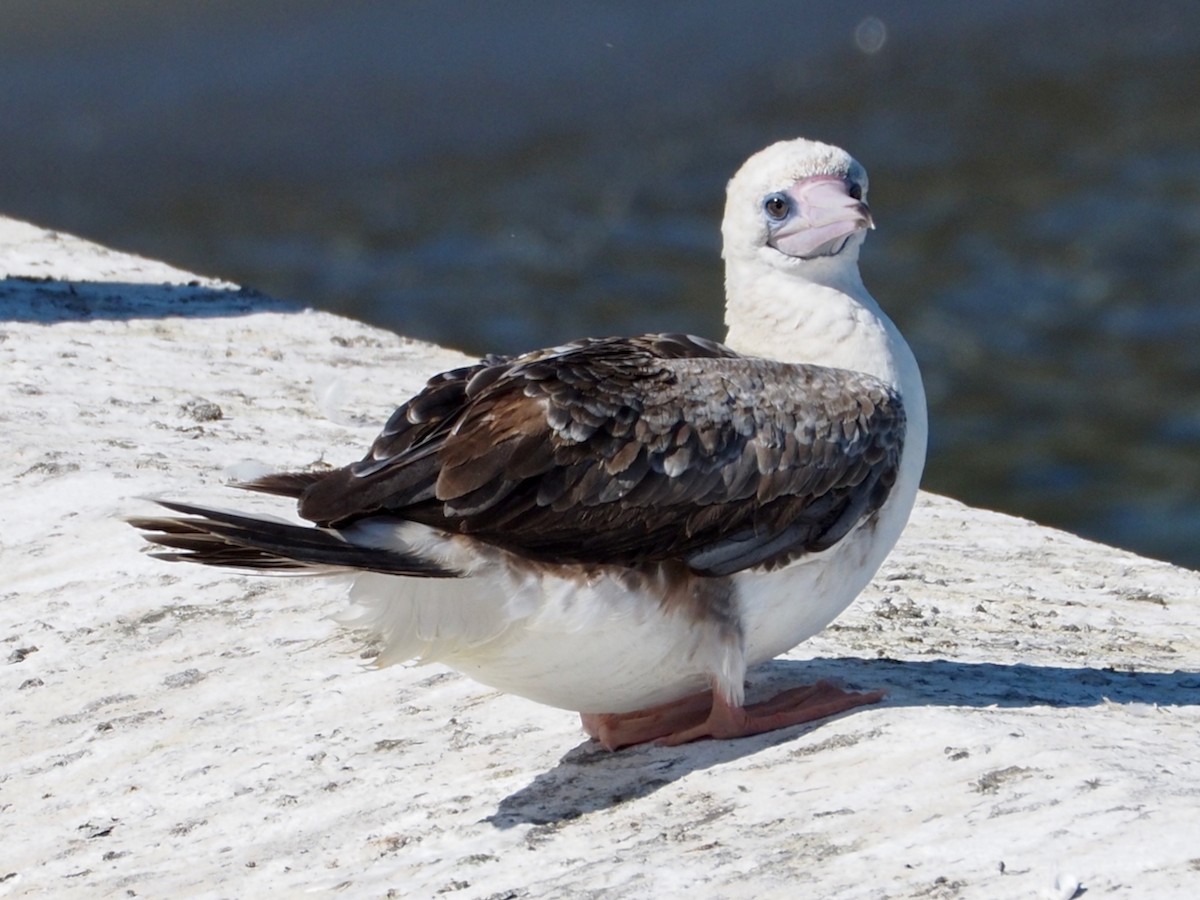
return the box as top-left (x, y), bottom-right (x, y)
top-left (848, 182), bottom-right (863, 201)
top-left (763, 193), bottom-right (790, 220)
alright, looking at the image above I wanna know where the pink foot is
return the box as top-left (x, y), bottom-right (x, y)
top-left (581, 680), bottom-right (884, 750)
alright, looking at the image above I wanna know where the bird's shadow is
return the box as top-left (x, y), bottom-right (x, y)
top-left (487, 656), bottom-right (1200, 829)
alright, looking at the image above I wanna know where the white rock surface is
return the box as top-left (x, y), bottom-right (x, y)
top-left (2, 217), bottom-right (1198, 899)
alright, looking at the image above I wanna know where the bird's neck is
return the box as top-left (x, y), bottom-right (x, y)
top-left (723, 257), bottom-right (909, 388)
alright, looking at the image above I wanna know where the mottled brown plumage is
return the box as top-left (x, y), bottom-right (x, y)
top-left (236, 333), bottom-right (904, 578)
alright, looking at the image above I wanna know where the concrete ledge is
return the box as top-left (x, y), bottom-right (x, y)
top-left (3, 217), bottom-right (1198, 898)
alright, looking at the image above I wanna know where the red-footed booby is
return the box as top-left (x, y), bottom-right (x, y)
top-left (130, 137), bottom-right (927, 750)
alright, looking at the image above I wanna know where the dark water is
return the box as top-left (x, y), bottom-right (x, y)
top-left (2, 0), bottom-right (1198, 568)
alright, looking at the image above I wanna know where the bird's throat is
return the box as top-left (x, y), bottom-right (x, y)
top-left (723, 265), bottom-right (897, 381)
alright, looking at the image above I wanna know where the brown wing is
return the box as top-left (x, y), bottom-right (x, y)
top-left (258, 333), bottom-right (905, 577)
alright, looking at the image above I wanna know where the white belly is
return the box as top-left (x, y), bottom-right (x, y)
top-left (350, 529), bottom-right (884, 716)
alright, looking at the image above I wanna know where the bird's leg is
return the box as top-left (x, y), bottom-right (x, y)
top-left (581, 679), bottom-right (884, 750)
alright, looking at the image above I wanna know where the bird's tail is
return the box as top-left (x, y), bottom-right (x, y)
top-left (128, 499), bottom-right (460, 578)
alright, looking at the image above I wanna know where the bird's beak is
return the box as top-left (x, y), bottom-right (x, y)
top-left (769, 176), bottom-right (873, 259)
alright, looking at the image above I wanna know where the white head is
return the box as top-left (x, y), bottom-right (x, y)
top-left (720, 137), bottom-right (906, 376)
top-left (722, 137), bottom-right (872, 288)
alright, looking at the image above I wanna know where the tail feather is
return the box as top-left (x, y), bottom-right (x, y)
top-left (129, 499), bottom-right (460, 577)
top-left (237, 470), bottom-right (328, 499)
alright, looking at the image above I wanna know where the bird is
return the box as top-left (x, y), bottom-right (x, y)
top-left (129, 137), bottom-right (927, 750)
